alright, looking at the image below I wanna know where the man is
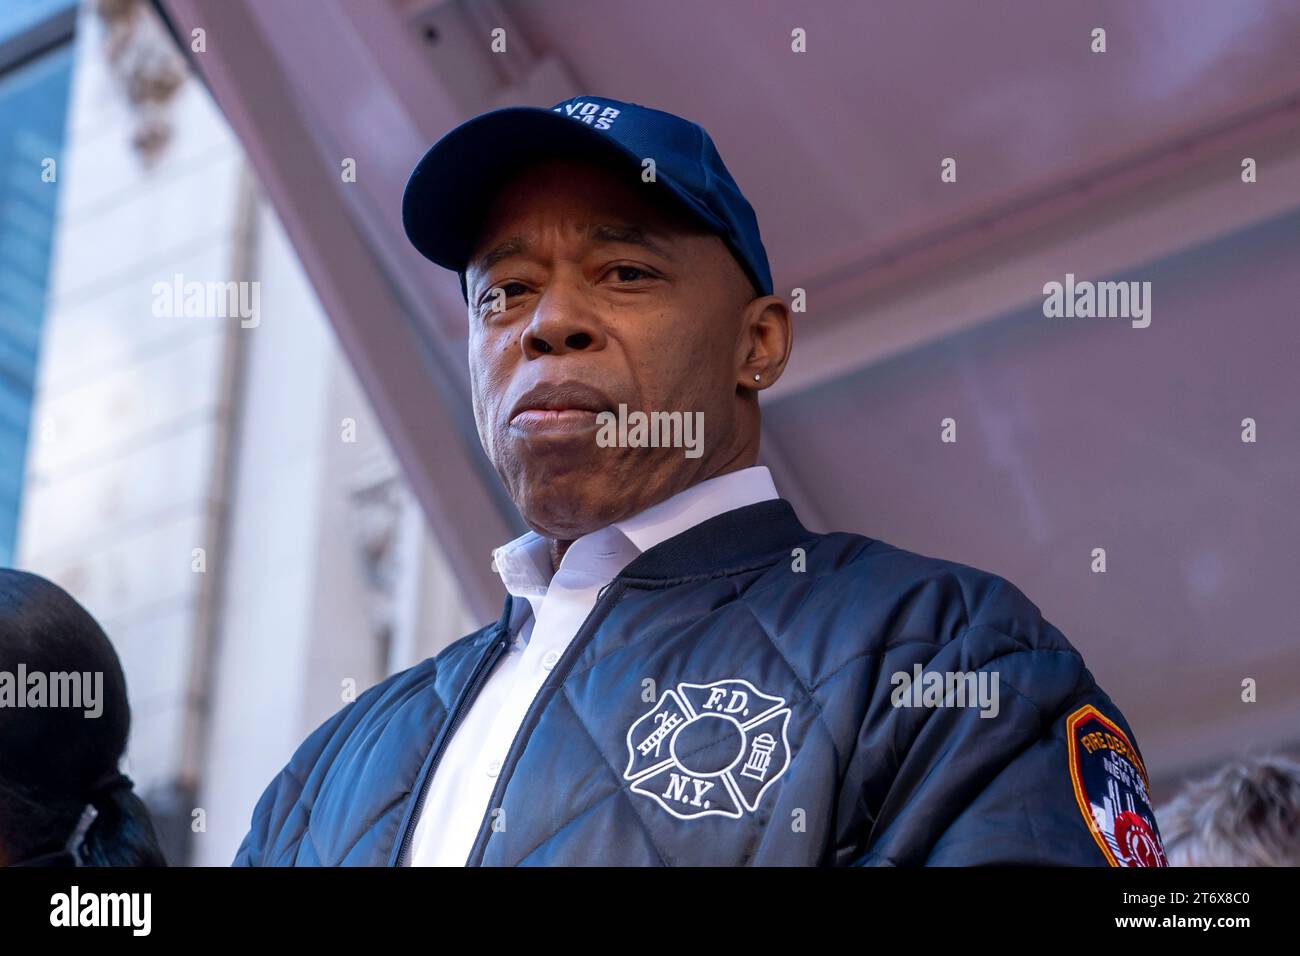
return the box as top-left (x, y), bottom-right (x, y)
top-left (234, 95), bottom-right (1167, 866)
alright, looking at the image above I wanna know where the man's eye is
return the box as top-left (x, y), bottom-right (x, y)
top-left (608, 265), bottom-right (652, 283)
top-left (482, 282), bottom-right (526, 309)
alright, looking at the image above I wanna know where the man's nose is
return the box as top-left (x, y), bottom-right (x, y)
top-left (519, 283), bottom-right (605, 359)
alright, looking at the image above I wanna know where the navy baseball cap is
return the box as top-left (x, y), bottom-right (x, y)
top-left (402, 94), bottom-right (773, 302)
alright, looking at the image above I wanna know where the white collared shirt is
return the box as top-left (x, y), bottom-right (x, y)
top-left (407, 465), bottom-right (780, 865)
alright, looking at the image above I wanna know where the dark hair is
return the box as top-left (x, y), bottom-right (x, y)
top-left (0, 569), bottom-right (166, 866)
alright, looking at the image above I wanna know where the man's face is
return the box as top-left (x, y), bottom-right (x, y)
top-left (465, 154), bottom-right (762, 542)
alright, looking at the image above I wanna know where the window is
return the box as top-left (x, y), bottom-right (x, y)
top-left (0, 0), bottom-right (75, 564)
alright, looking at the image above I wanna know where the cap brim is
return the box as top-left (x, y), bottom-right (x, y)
top-left (401, 106), bottom-right (726, 279)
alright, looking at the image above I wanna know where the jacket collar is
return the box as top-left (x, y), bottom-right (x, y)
top-left (492, 466), bottom-right (781, 630)
top-left (489, 498), bottom-right (814, 630)
top-left (618, 498), bottom-right (813, 581)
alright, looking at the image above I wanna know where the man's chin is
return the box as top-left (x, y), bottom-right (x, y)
top-left (511, 469), bottom-right (639, 543)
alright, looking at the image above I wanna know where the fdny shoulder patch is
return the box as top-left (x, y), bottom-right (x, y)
top-left (624, 678), bottom-right (792, 821)
top-left (1066, 704), bottom-right (1168, 867)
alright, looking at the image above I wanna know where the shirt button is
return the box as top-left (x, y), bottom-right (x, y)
top-left (486, 759), bottom-right (501, 778)
top-left (541, 650), bottom-right (560, 671)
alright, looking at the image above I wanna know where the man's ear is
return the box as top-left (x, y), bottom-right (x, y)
top-left (736, 294), bottom-right (792, 391)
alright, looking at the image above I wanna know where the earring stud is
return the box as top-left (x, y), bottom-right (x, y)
top-left (753, 373), bottom-right (761, 382)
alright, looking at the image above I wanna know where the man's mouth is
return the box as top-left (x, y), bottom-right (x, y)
top-left (508, 382), bottom-right (613, 437)
top-left (510, 408), bottom-right (601, 433)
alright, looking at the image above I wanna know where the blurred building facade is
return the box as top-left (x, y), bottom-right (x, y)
top-left (0, 0), bottom-right (75, 566)
top-left (11, 0), bottom-right (473, 865)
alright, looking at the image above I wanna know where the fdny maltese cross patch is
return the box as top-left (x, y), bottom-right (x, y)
top-left (1066, 704), bottom-right (1168, 867)
top-left (623, 678), bottom-right (792, 821)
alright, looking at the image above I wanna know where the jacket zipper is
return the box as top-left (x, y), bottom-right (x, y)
top-left (463, 580), bottom-right (627, 866)
top-left (392, 626), bottom-right (512, 866)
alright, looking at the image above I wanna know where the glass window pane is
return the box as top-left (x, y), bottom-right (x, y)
top-left (0, 41), bottom-right (73, 564)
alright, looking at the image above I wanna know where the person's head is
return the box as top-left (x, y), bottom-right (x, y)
top-left (1157, 754), bottom-right (1300, 866)
top-left (462, 150), bottom-right (789, 540)
top-left (404, 96), bottom-right (791, 545)
top-left (0, 569), bottom-right (165, 866)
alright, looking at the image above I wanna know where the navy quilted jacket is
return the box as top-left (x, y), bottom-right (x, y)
top-left (232, 499), bottom-right (1167, 866)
